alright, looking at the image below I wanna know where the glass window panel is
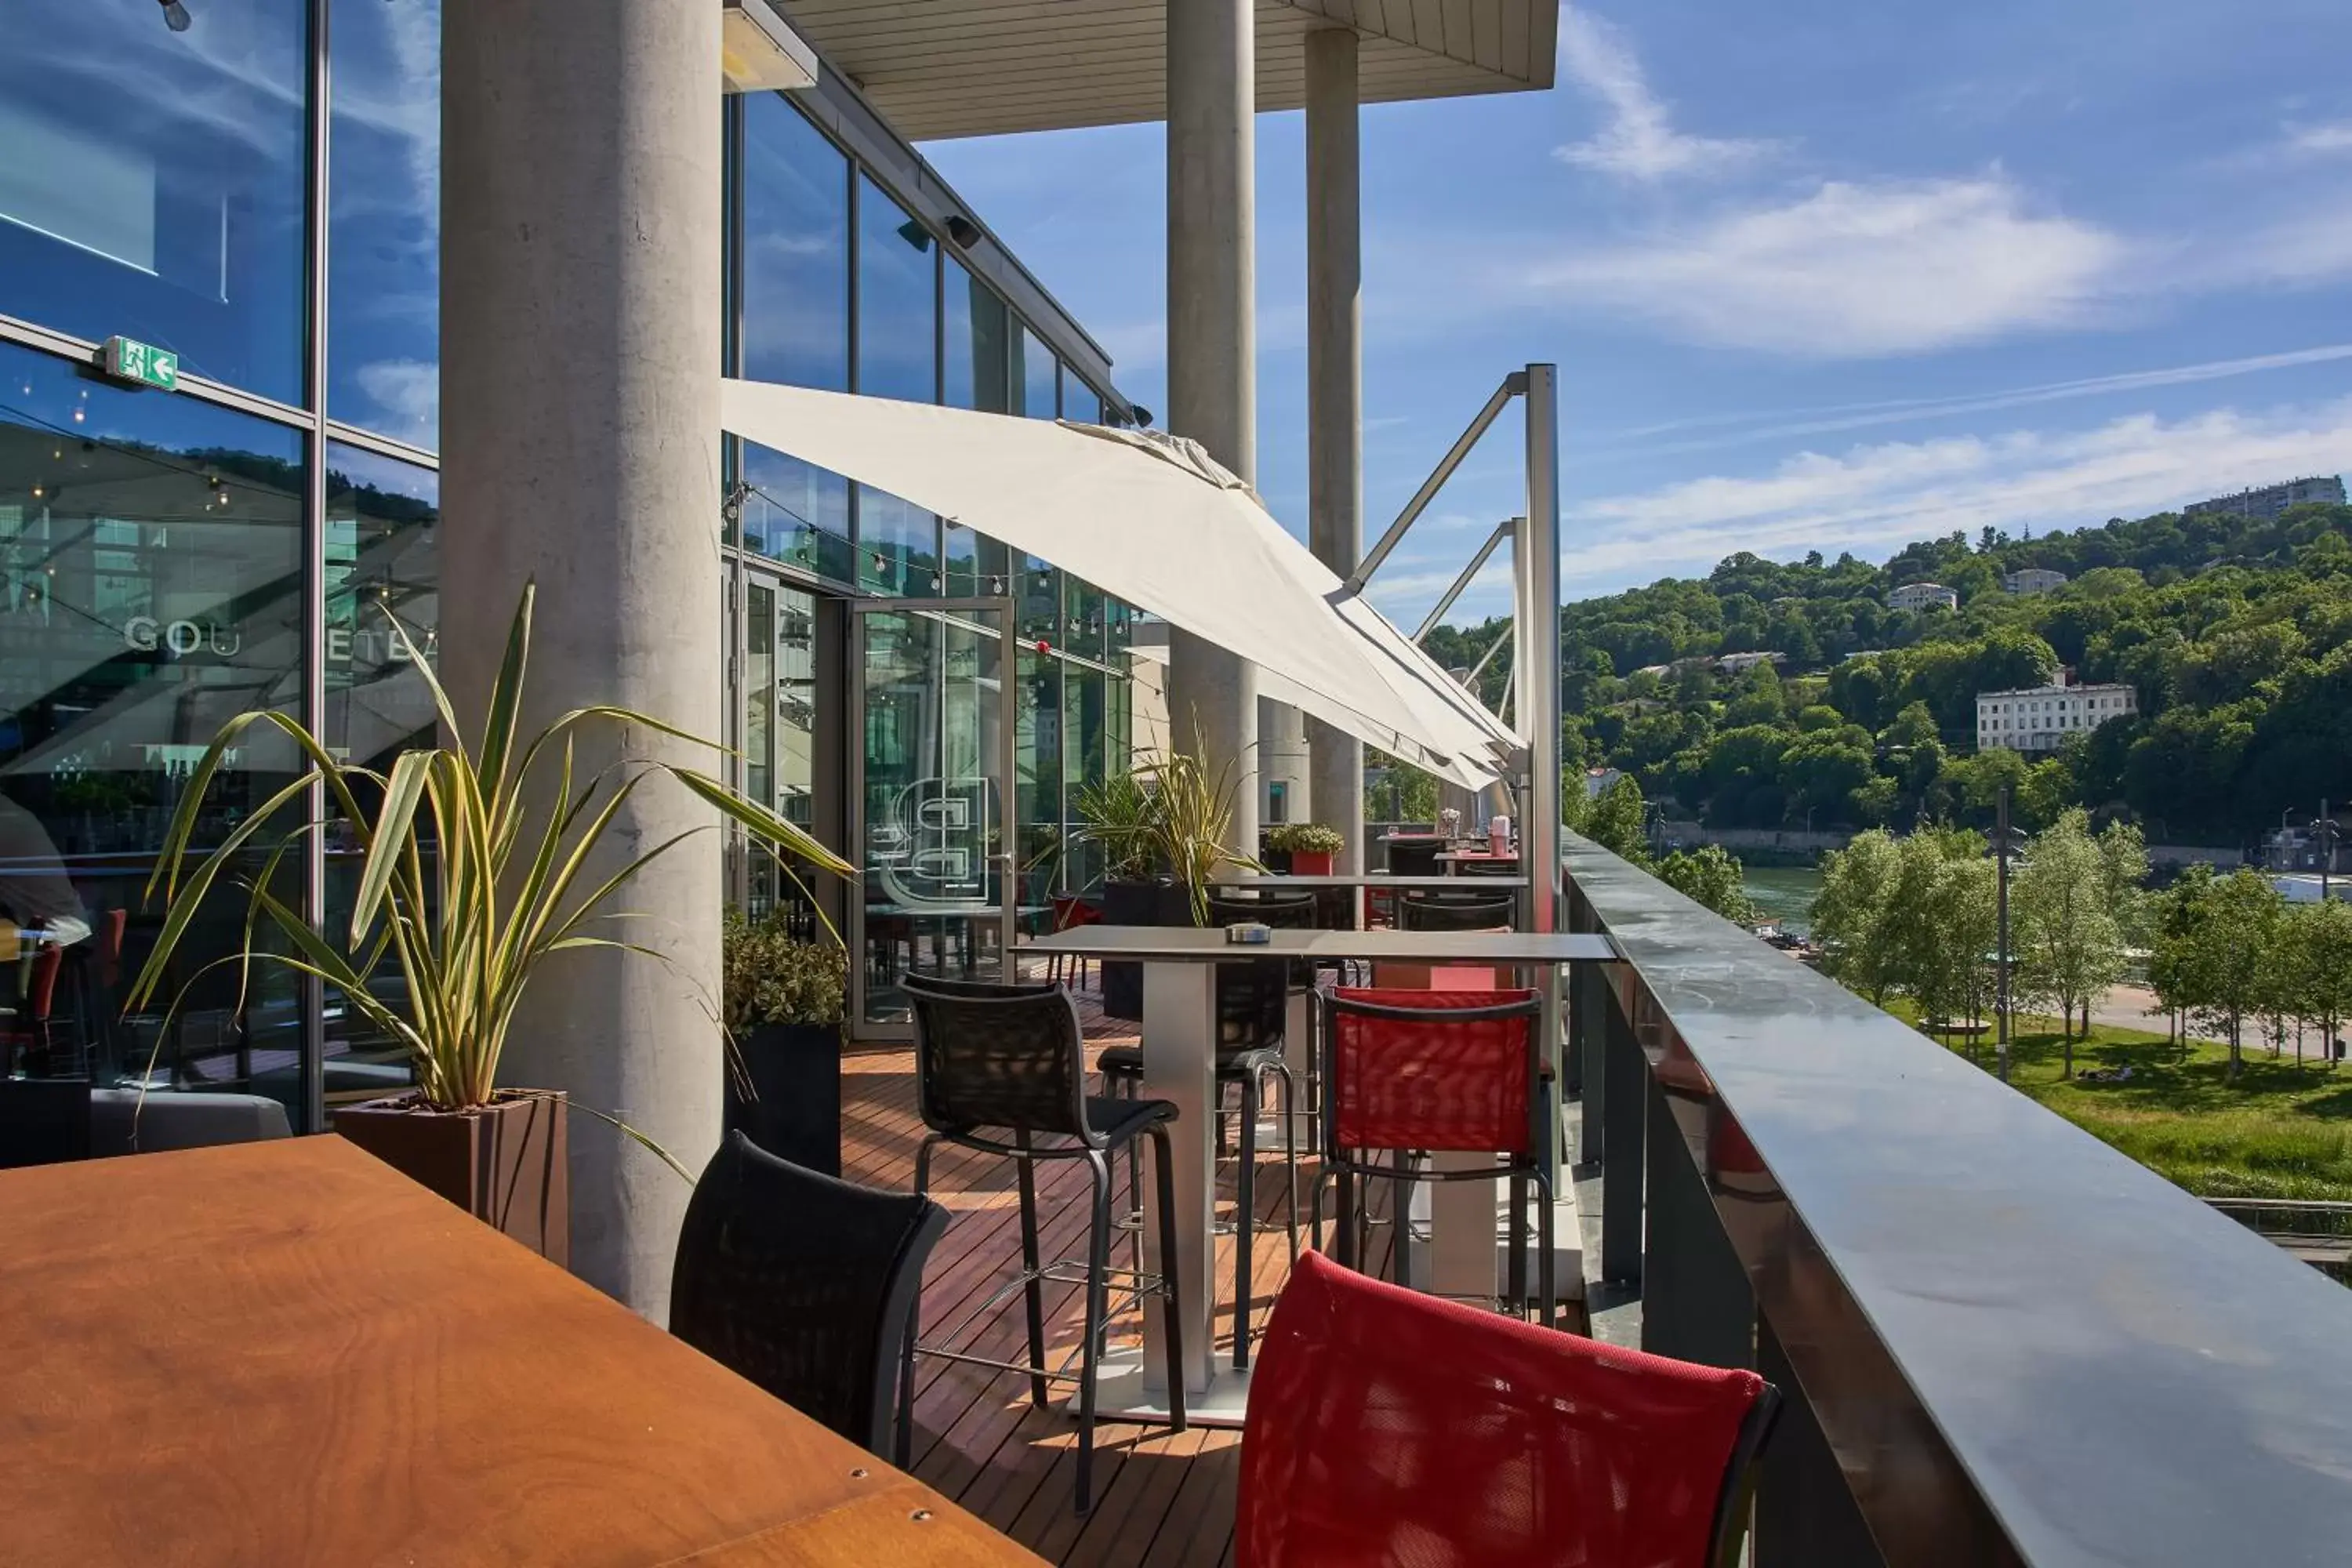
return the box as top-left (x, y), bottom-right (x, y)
top-left (1062, 666), bottom-right (1106, 891)
top-left (328, 0), bottom-right (441, 445)
top-left (1011, 325), bottom-right (1058, 419)
top-left (742, 581), bottom-right (818, 920)
top-left (1062, 578), bottom-right (1105, 662)
top-left (1066, 383), bottom-right (1104, 425)
top-left (1018, 557), bottom-right (1059, 645)
top-left (944, 525), bottom-right (1009, 599)
top-left (855, 175), bottom-right (936, 404)
top-left (321, 444), bottom-right (437, 1091)
top-left (741, 437), bottom-right (851, 582)
top-left (942, 262), bottom-right (1010, 414)
top-left (0, 339), bottom-right (305, 1116)
top-left (742, 96), bottom-right (849, 391)
top-left (1016, 650), bottom-right (1060, 903)
top-left (0, 0), bottom-right (309, 402)
top-left (856, 486), bottom-right (938, 596)
top-left (1105, 598), bottom-right (1134, 662)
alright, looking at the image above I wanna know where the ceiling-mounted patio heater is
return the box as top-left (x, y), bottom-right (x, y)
top-left (721, 0), bottom-right (819, 93)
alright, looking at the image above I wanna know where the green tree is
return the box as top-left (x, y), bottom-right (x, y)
top-left (2189, 869), bottom-right (2288, 1082)
top-left (2011, 808), bottom-right (2129, 1073)
top-left (1656, 844), bottom-right (1759, 923)
top-left (2146, 863), bottom-right (2216, 1054)
top-left (1585, 774), bottom-right (1650, 862)
top-left (1812, 829), bottom-right (1905, 1006)
top-left (2291, 897), bottom-right (2352, 1067)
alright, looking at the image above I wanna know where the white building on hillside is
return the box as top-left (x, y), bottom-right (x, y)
top-left (2004, 568), bottom-right (2068, 595)
top-left (1888, 581), bottom-right (1960, 612)
top-left (1976, 673), bottom-right (2138, 753)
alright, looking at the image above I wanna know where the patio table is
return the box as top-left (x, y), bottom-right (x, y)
top-left (1025, 924), bottom-right (1614, 1425)
top-left (0, 1136), bottom-right (1041, 1567)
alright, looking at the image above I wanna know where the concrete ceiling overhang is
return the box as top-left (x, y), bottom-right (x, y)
top-left (779, 0), bottom-right (1556, 140)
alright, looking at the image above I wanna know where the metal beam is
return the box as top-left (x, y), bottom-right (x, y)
top-left (1345, 370), bottom-right (1525, 594)
top-left (1411, 517), bottom-right (1516, 641)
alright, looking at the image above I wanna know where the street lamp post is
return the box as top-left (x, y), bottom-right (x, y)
top-left (1996, 782), bottom-right (2016, 1084)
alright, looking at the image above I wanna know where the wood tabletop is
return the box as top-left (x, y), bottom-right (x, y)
top-left (0, 1137), bottom-right (1043, 1568)
top-left (1027, 925), bottom-right (1616, 964)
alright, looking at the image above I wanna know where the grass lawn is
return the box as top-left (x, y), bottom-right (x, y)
top-left (1911, 1007), bottom-right (2352, 1202)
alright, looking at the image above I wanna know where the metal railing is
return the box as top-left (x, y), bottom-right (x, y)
top-left (1562, 830), bottom-right (2352, 1566)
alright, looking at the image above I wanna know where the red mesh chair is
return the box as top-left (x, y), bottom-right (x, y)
top-left (1045, 895), bottom-right (1103, 989)
top-left (1238, 1249), bottom-right (1779, 1568)
top-left (1316, 986), bottom-right (1556, 1320)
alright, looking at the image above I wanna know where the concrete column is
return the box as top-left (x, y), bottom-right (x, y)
top-left (1257, 695), bottom-right (1308, 822)
top-left (1166, 0), bottom-right (1258, 851)
top-left (1305, 27), bottom-right (1364, 871)
top-left (441, 0), bottom-right (723, 1320)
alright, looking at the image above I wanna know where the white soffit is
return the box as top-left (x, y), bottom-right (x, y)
top-left (779, 0), bottom-right (1557, 141)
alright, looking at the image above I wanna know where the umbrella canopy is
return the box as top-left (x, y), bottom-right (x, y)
top-left (720, 379), bottom-right (1514, 786)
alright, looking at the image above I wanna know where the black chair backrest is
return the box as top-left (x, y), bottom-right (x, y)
top-left (0, 1077), bottom-right (91, 1169)
top-left (1457, 857), bottom-right (1521, 878)
top-left (1387, 840), bottom-right (1443, 878)
top-left (1208, 891), bottom-right (1318, 930)
top-left (902, 973), bottom-right (1097, 1141)
top-left (1214, 956), bottom-right (1290, 1054)
top-left (671, 1133), bottom-right (949, 1457)
top-left (1399, 891), bottom-right (1517, 932)
top-left (902, 968), bottom-right (1056, 997)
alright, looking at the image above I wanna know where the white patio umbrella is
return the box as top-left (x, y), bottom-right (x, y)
top-left (720, 379), bottom-right (1515, 788)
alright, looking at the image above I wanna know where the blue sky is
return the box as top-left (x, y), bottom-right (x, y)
top-left (923, 0), bottom-right (2352, 626)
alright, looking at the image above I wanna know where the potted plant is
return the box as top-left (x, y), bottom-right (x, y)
top-left (721, 907), bottom-right (848, 1177)
top-left (127, 583), bottom-right (855, 1262)
top-left (1070, 769), bottom-right (1172, 1019)
top-left (1265, 822), bottom-right (1345, 877)
top-left (1143, 749), bottom-right (1260, 927)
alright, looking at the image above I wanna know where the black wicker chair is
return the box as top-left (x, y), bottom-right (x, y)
top-left (1386, 838), bottom-right (1445, 877)
top-left (1097, 938), bottom-right (1299, 1373)
top-left (901, 972), bottom-right (1187, 1512)
top-left (1397, 889), bottom-right (1518, 932)
top-left (670, 1131), bottom-right (948, 1457)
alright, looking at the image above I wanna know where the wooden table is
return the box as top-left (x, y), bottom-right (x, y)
top-left (0, 1137), bottom-right (1042, 1568)
top-left (1025, 926), bottom-right (1615, 1427)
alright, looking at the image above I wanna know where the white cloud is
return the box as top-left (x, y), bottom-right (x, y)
top-left (1562, 398), bottom-right (2352, 590)
top-left (1529, 175), bottom-right (2127, 355)
top-left (1552, 7), bottom-right (1778, 182)
top-left (353, 360), bottom-right (439, 448)
top-left (2287, 122), bottom-right (2352, 157)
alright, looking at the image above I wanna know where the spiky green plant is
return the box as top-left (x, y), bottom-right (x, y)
top-left (126, 582), bottom-right (855, 1116)
top-left (1069, 768), bottom-right (1164, 883)
top-left (1137, 748), bottom-right (1258, 925)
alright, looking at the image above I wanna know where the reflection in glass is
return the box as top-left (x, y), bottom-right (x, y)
top-left (742, 95), bottom-right (850, 391)
top-left (742, 580), bottom-right (817, 919)
top-left (0, 0), bottom-right (309, 401)
top-left (328, 0), bottom-right (442, 445)
top-left (1065, 383), bottom-right (1105, 425)
top-left (858, 607), bottom-right (1006, 1024)
top-left (1063, 577), bottom-right (1106, 662)
top-left (321, 445), bottom-right (438, 1094)
top-left (944, 525), bottom-right (1009, 599)
top-left (942, 262), bottom-right (1011, 413)
top-left (741, 437), bottom-right (851, 582)
top-left (1063, 667), bottom-right (1107, 892)
top-left (1011, 325), bottom-right (1058, 419)
top-left (855, 175), bottom-right (936, 404)
top-left (857, 488), bottom-right (938, 596)
top-left (0, 339), bottom-right (304, 1112)
top-left (1015, 651), bottom-right (1061, 905)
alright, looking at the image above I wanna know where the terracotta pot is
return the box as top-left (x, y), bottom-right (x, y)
top-left (1290, 849), bottom-right (1337, 876)
top-left (724, 1022), bottom-right (842, 1177)
top-left (335, 1091), bottom-right (568, 1265)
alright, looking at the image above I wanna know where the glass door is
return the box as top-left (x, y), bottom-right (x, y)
top-left (850, 597), bottom-right (1018, 1036)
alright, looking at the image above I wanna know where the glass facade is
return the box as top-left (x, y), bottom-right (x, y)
top-left (0, 4), bottom-right (1142, 1104)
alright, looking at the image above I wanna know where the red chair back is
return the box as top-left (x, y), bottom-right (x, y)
top-left (1325, 987), bottom-right (1540, 1156)
top-left (1049, 895), bottom-right (1102, 934)
top-left (100, 908), bottom-right (127, 988)
top-left (27, 945), bottom-right (63, 1022)
top-left (1238, 1250), bottom-right (1775, 1568)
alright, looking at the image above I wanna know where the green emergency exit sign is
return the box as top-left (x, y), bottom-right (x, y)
top-left (102, 336), bottom-right (179, 391)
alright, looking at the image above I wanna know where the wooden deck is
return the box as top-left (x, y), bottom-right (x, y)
top-left (840, 1000), bottom-right (1363, 1566)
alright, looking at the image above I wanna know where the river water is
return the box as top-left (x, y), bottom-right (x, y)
top-left (1741, 866), bottom-right (1824, 936)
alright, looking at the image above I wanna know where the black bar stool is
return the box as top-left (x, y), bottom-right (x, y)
top-left (900, 971), bottom-right (1187, 1513)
